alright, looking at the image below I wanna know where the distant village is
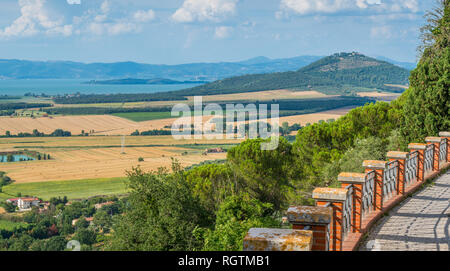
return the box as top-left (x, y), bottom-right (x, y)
top-left (202, 147), bottom-right (226, 156)
top-left (5, 197), bottom-right (115, 226)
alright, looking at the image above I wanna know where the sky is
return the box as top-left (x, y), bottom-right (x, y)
top-left (0, 0), bottom-right (436, 64)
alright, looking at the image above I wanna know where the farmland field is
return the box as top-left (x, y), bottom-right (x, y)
top-left (0, 115), bottom-right (215, 136)
top-left (0, 101), bottom-right (355, 187)
top-left (0, 115), bottom-right (138, 135)
top-left (51, 89), bottom-right (335, 108)
top-left (0, 177), bottom-right (129, 201)
top-left (278, 107), bottom-right (354, 125)
top-left (0, 136), bottom-right (237, 183)
top-left (0, 219), bottom-right (28, 231)
top-left (228, 106), bottom-right (354, 127)
top-left (112, 111), bottom-right (174, 122)
top-left (187, 89), bottom-right (333, 102)
top-left (358, 91), bottom-right (402, 100)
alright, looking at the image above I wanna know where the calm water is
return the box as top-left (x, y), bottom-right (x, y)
top-left (0, 154), bottom-right (35, 162)
top-left (0, 79), bottom-right (201, 96)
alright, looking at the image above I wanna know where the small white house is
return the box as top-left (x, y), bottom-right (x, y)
top-left (17, 198), bottom-right (40, 210)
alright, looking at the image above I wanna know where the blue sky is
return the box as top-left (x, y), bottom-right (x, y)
top-left (0, 0), bottom-right (434, 64)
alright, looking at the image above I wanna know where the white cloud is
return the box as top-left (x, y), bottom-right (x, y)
top-left (47, 24), bottom-right (73, 36)
top-left (133, 9), bottom-right (156, 23)
top-left (107, 22), bottom-right (138, 35)
top-left (67, 0), bottom-right (81, 4)
top-left (391, 0), bottom-right (419, 12)
top-left (278, 0), bottom-right (418, 16)
top-left (214, 26), bottom-right (232, 39)
top-left (370, 25), bottom-right (393, 38)
top-left (368, 12), bottom-right (418, 22)
top-left (81, 1), bottom-right (154, 36)
top-left (356, 0), bottom-right (381, 9)
top-left (0, 0), bottom-right (158, 38)
top-left (172, 0), bottom-right (238, 23)
top-left (0, 0), bottom-right (70, 38)
top-left (279, 0), bottom-right (353, 15)
top-left (100, 0), bottom-right (110, 14)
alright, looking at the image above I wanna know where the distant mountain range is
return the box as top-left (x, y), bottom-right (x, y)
top-left (181, 52), bottom-right (411, 96)
top-left (0, 55), bottom-right (415, 81)
top-left (372, 56), bottom-right (417, 71)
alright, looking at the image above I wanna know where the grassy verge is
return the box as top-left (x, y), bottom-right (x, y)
top-left (112, 112), bottom-right (173, 122)
top-left (0, 219), bottom-right (28, 231)
top-left (177, 143), bottom-right (238, 151)
top-left (0, 177), bottom-right (129, 201)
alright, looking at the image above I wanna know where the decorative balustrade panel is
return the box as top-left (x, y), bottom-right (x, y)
top-left (324, 202), bottom-right (331, 251)
top-left (405, 151), bottom-right (419, 188)
top-left (424, 144), bottom-right (434, 174)
top-left (362, 170), bottom-right (375, 215)
top-left (342, 185), bottom-right (353, 238)
top-left (440, 138), bottom-right (448, 164)
top-left (383, 161), bottom-right (398, 202)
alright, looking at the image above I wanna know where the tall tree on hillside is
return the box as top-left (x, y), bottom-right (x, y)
top-left (227, 138), bottom-right (294, 211)
top-left (402, 0), bottom-right (449, 141)
top-left (108, 163), bottom-right (210, 251)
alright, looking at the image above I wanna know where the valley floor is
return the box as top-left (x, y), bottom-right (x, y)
top-left (0, 136), bottom-right (233, 183)
top-left (0, 103), bottom-right (364, 200)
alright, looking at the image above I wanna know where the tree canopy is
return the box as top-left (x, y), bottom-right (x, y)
top-left (402, 0), bottom-right (449, 141)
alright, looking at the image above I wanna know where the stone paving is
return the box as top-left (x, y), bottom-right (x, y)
top-left (360, 170), bottom-right (450, 251)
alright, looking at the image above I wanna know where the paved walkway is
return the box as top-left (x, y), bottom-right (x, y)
top-left (360, 170), bottom-right (450, 251)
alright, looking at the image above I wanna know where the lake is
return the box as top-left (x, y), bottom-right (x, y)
top-left (0, 154), bottom-right (35, 163)
top-left (0, 79), bottom-right (201, 96)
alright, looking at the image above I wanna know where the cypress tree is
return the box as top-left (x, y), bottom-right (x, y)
top-left (402, 0), bottom-right (450, 141)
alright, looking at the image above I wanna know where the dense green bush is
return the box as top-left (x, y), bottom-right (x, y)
top-left (227, 137), bottom-right (294, 210)
top-left (198, 195), bottom-right (278, 251)
top-left (0, 103), bottom-right (52, 111)
top-left (108, 165), bottom-right (210, 251)
top-left (0, 129), bottom-right (71, 138)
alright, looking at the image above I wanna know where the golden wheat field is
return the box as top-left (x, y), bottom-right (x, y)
top-left (0, 136), bottom-right (237, 183)
top-left (227, 107), bottom-right (353, 127)
top-left (188, 90), bottom-right (332, 102)
top-left (357, 92), bottom-right (402, 98)
top-left (0, 115), bottom-right (216, 136)
top-left (278, 109), bottom-right (351, 126)
top-left (0, 135), bottom-right (241, 149)
top-left (383, 84), bottom-right (408, 89)
top-left (0, 104), bottom-right (354, 183)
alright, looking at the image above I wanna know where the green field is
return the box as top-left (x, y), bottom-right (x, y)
top-left (112, 111), bottom-right (174, 122)
top-left (0, 177), bottom-right (129, 201)
top-left (179, 143), bottom-right (238, 151)
top-left (0, 219), bottom-right (28, 231)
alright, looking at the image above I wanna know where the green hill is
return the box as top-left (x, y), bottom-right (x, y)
top-left (181, 52), bottom-right (411, 95)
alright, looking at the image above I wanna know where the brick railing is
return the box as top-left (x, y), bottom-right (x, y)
top-left (243, 131), bottom-right (450, 251)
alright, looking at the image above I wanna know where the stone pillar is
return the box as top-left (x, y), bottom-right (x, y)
top-left (409, 143), bottom-right (427, 182)
top-left (337, 172), bottom-right (365, 233)
top-left (287, 206), bottom-right (332, 251)
top-left (243, 228), bottom-right (313, 251)
top-left (439, 132), bottom-right (450, 162)
top-left (386, 152), bottom-right (408, 195)
top-left (363, 160), bottom-right (387, 211)
top-left (312, 187), bottom-right (348, 251)
top-left (425, 137), bottom-right (442, 171)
